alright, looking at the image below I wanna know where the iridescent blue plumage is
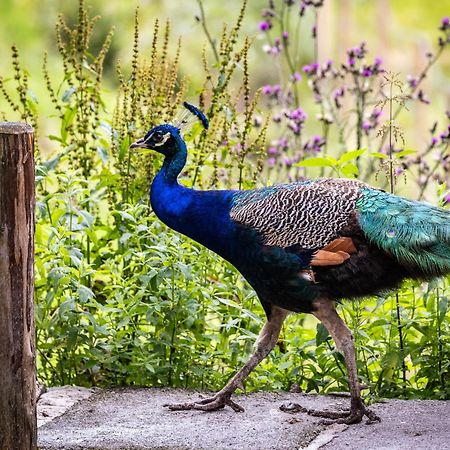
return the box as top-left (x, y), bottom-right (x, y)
top-left (182, 102), bottom-right (209, 130)
top-left (130, 110), bottom-right (450, 423)
top-left (131, 120), bottom-right (450, 313)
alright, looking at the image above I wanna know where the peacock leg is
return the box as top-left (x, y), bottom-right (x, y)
top-left (306, 298), bottom-right (380, 424)
top-left (165, 305), bottom-right (289, 412)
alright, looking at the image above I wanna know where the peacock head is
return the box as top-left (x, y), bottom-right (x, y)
top-left (130, 124), bottom-right (181, 157)
top-left (130, 102), bottom-right (209, 157)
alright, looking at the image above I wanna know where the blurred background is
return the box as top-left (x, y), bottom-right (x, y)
top-left (1, 0), bottom-right (449, 396)
top-left (1, 0), bottom-right (449, 187)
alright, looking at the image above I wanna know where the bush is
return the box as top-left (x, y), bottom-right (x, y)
top-left (1, 0), bottom-right (449, 399)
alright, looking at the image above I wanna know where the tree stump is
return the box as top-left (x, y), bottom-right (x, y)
top-left (0, 123), bottom-right (36, 449)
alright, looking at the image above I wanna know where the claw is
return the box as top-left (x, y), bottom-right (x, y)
top-left (279, 398), bottom-right (380, 425)
top-left (307, 408), bottom-right (351, 420)
top-left (164, 393), bottom-right (245, 413)
top-left (279, 402), bottom-right (307, 413)
top-left (307, 404), bottom-right (380, 425)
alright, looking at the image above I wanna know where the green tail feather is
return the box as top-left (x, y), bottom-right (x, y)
top-left (356, 188), bottom-right (450, 276)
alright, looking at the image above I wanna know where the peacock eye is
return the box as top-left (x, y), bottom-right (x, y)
top-left (151, 131), bottom-right (162, 142)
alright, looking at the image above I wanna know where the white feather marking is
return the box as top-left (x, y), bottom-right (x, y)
top-left (153, 132), bottom-right (171, 147)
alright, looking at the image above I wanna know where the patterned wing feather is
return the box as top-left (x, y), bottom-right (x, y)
top-left (230, 179), bottom-right (365, 250)
top-left (357, 187), bottom-right (450, 276)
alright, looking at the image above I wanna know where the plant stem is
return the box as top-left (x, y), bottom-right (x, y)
top-left (388, 82), bottom-right (395, 194)
top-left (377, 45), bottom-right (445, 152)
top-left (436, 287), bottom-right (443, 389)
top-left (196, 0), bottom-right (220, 64)
top-left (387, 78), bottom-right (407, 393)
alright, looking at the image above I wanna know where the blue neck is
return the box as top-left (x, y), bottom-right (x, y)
top-left (160, 137), bottom-right (187, 184)
top-left (150, 139), bottom-right (236, 261)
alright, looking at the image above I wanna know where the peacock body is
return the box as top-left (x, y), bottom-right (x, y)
top-left (131, 105), bottom-right (450, 424)
top-left (149, 128), bottom-right (450, 314)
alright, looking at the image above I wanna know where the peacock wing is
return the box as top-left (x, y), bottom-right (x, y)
top-left (356, 187), bottom-right (450, 276)
top-left (230, 179), bottom-right (364, 262)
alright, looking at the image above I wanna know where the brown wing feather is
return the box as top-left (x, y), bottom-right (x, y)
top-left (310, 237), bottom-right (357, 267)
top-left (322, 237), bottom-right (357, 254)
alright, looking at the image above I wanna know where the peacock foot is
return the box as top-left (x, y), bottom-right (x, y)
top-left (279, 402), bottom-right (307, 413)
top-left (280, 398), bottom-right (380, 425)
top-left (164, 391), bottom-right (244, 413)
top-left (306, 398), bottom-right (380, 425)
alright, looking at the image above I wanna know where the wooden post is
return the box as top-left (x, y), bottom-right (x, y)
top-left (0, 123), bottom-right (36, 450)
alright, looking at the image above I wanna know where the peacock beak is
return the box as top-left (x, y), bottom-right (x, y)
top-left (130, 138), bottom-right (147, 149)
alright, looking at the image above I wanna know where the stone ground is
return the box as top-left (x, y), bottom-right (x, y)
top-left (37, 387), bottom-right (450, 450)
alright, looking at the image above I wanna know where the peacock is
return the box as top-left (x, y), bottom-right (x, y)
top-left (130, 102), bottom-right (450, 424)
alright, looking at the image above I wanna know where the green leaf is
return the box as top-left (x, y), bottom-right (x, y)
top-left (118, 211), bottom-right (136, 223)
top-left (339, 149), bottom-right (366, 163)
top-left (97, 146), bottom-right (109, 163)
top-left (396, 149), bottom-right (416, 158)
top-left (61, 87), bottom-right (77, 103)
top-left (340, 162), bottom-right (359, 177)
top-left (61, 107), bottom-right (77, 143)
top-left (278, 360), bottom-right (293, 370)
top-left (316, 323), bottom-right (329, 346)
top-left (119, 135), bottom-right (132, 162)
top-left (438, 296), bottom-right (448, 323)
top-left (295, 157), bottom-right (337, 168)
top-left (370, 152), bottom-right (388, 159)
top-left (78, 285), bottom-right (95, 303)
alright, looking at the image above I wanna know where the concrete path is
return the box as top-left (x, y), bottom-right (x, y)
top-left (37, 387), bottom-right (450, 450)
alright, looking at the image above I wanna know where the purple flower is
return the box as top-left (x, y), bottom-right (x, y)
top-left (303, 63), bottom-right (318, 76)
top-left (312, 135), bottom-right (322, 143)
top-left (346, 43), bottom-right (367, 66)
top-left (333, 87), bottom-right (345, 108)
top-left (291, 71), bottom-right (302, 82)
top-left (362, 121), bottom-right (371, 130)
top-left (375, 56), bottom-right (382, 66)
top-left (259, 21), bottom-right (271, 31)
top-left (361, 67), bottom-right (372, 77)
top-left (333, 87), bottom-right (344, 98)
top-left (304, 135), bottom-right (325, 153)
top-left (262, 85), bottom-right (273, 95)
top-left (440, 17), bottom-right (449, 30)
top-left (278, 137), bottom-right (289, 149)
top-left (282, 31), bottom-right (289, 40)
top-left (284, 157), bottom-right (293, 168)
top-left (444, 193), bottom-right (450, 204)
top-left (268, 157), bottom-right (276, 167)
top-left (431, 137), bottom-right (439, 147)
top-left (267, 146), bottom-right (278, 155)
top-left (289, 107), bottom-right (307, 122)
top-left (407, 75), bottom-right (418, 89)
top-left (417, 89), bottom-right (430, 105)
top-left (372, 108), bottom-right (382, 119)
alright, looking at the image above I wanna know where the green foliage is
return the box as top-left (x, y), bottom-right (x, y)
top-left (295, 149), bottom-right (366, 178)
top-left (1, 0), bottom-right (449, 401)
